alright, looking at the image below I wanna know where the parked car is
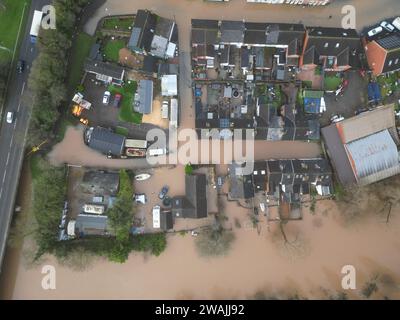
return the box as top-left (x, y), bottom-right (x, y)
top-left (392, 17), bottom-right (400, 31)
top-left (191, 231), bottom-right (199, 237)
top-left (134, 194), bottom-right (147, 204)
top-left (6, 111), bottom-right (14, 124)
top-left (158, 185), bottom-right (169, 199)
top-left (355, 107), bottom-right (370, 116)
top-left (335, 79), bottom-right (349, 96)
top-left (112, 93), bottom-right (122, 108)
top-left (367, 26), bottom-right (383, 38)
top-left (102, 91), bottom-right (111, 104)
top-left (381, 21), bottom-right (395, 32)
top-left (330, 114), bottom-right (344, 123)
top-left (16, 60), bottom-right (25, 73)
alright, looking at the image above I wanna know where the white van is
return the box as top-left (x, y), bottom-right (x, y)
top-left (148, 148), bottom-right (167, 156)
top-left (152, 205), bottom-right (160, 229)
top-left (393, 17), bottom-right (400, 31)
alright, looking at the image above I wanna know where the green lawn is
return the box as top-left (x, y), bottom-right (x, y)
top-left (102, 17), bottom-right (134, 31)
top-left (115, 126), bottom-right (128, 136)
top-left (0, 0), bottom-right (30, 64)
top-left (67, 32), bottom-right (95, 92)
top-left (103, 39), bottom-right (126, 63)
top-left (377, 72), bottom-right (400, 99)
top-left (324, 75), bottom-right (342, 91)
top-left (108, 81), bottom-right (142, 124)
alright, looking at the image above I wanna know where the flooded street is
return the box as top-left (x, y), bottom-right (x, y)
top-left (48, 126), bottom-right (321, 168)
top-left (3, 0), bottom-right (400, 299)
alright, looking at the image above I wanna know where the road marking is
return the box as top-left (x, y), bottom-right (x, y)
top-left (2, 169), bottom-right (6, 184)
top-left (5, 152), bottom-right (10, 166)
top-left (21, 81), bottom-right (26, 95)
top-left (9, 133), bottom-right (14, 148)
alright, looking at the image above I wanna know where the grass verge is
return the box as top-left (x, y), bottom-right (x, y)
top-left (67, 32), bottom-right (96, 92)
top-left (0, 0), bottom-right (30, 64)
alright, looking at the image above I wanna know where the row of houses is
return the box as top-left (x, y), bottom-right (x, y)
top-left (192, 18), bottom-right (400, 77)
top-left (228, 158), bottom-right (333, 219)
top-left (191, 20), bottom-right (365, 77)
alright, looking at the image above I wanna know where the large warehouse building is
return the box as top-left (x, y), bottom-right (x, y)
top-left (321, 104), bottom-right (400, 186)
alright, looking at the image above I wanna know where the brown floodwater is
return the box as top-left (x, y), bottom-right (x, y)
top-left (49, 126), bottom-right (321, 168)
top-left (4, 0), bottom-right (400, 299)
top-left (8, 198), bottom-right (400, 299)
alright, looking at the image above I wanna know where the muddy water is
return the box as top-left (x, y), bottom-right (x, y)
top-left (6, 0), bottom-right (400, 299)
top-left (48, 126), bottom-right (321, 168)
top-left (0, 161), bottom-right (32, 300)
top-left (9, 198), bottom-right (400, 299)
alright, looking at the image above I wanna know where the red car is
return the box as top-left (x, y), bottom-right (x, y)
top-left (112, 93), bottom-right (122, 108)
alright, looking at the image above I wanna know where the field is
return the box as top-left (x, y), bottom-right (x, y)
top-left (0, 0), bottom-right (30, 65)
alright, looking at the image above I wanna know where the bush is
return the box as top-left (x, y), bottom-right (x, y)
top-left (27, 0), bottom-right (90, 146)
top-left (131, 233), bottom-right (167, 256)
top-left (32, 160), bottom-right (67, 259)
top-left (185, 163), bottom-right (193, 175)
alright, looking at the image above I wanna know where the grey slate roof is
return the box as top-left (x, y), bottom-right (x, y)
top-left (172, 174), bottom-right (208, 219)
top-left (76, 214), bottom-right (108, 235)
top-left (160, 211), bottom-right (174, 230)
top-left (84, 59), bottom-right (125, 80)
top-left (376, 34), bottom-right (400, 73)
top-left (220, 20), bottom-right (245, 44)
top-left (129, 9), bottom-right (157, 52)
top-left (86, 127), bottom-right (126, 156)
top-left (136, 80), bottom-right (153, 114)
top-left (303, 27), bottom-right (362, 68)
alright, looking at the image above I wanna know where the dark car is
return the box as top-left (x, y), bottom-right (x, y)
top-left (16, 60), bottom-right (25, 73)
top-left (158, 185), bottom-right (169, 200)
top-left (112, 93), bottom-right (122, 108)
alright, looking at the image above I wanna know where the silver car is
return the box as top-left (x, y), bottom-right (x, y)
top-left (6, 111), bottom-right (14, 124)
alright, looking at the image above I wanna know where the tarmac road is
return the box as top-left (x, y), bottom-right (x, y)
top-left (0, 0), bottom-right (50, 271)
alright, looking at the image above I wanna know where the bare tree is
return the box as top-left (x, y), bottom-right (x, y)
top-left (272, 221), bottom-right (311, 261)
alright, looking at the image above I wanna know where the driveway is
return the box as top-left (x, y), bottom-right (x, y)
top-left (320, 70), bottom-right (369, 126)
top-left (80, 73), bottom-right (163, 139)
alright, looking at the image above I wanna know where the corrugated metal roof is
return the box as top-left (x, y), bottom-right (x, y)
top-left (336, 104), bottom-right (395, 143)
top-left (346, 129), bottom-right (400, 181)
top-left (128, 27), bottom-right (141, 49)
